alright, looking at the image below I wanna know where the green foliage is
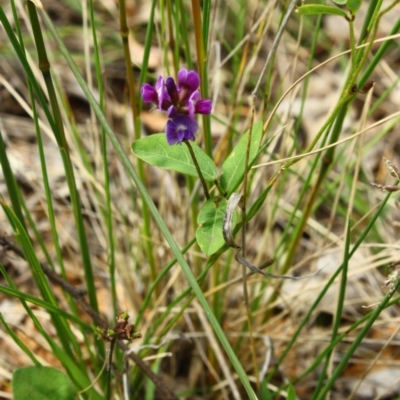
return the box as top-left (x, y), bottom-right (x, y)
top-left (196, 197), bottom-right (237, 256)
top-left (287, 384), bottom-right (297, 400)
top-left (220, 121), bottom-right (262, 195)
top-left (297, 4), bottom-right (347, 17)
top-left (131, 133), bottom-right (218, 181)
top-left (13, 367), bottom-right (76, 400)
top-left (347, 0), bottom-right (362, 13)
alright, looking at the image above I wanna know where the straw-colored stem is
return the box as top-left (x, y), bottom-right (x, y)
top-left (118, 0), bottom-right (157, 289)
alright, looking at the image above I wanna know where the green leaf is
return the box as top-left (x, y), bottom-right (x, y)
top-left (220, 122), bottom-right (262, 195)
top-left (13, 366), bottom-right (76, 400)
top-left (296, 5), bottom-right (347, 17)
top-left (259, 380), bottom-right (273, 399)
top-left (196, 197), bottom-right (236, 256)
top-left (347, 0), bottom-right (362, 13)
top-left (287, 384), bottom-right (297, 400)
top-left (331, 0), bottom-right (347, 4)
top-left (131, 134), bottom-right (218, 181)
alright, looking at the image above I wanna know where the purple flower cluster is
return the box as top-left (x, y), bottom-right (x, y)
top-left (141, 69), bottom-right (212, 145)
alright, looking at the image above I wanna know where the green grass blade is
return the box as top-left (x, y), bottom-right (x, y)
top-left (26, 1), bottom-right (99, 314)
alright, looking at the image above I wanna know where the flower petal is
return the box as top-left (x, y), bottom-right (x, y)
top-left (166, 115), bottom-right (198, 145)
top-left (188, 91), bottom-right (200, 120)
top-left (155, 76), bottom-right (171, 111)
top-left (177, 69), bottom-right (200, 102)
top-left (185, 70), bottom-right (200, 92)
top-left (141, 84), bottom-right (158, 103)
top-left (167, 105), bottom-right (177, 118)
top-left (155, 75), bottom-right (164, 91)
top-left (195, 99), bottom-right (212, 115)
top-left (166, 77), bottom-right (179, 103)
top-left (177, 69), bottom-right (188, 87)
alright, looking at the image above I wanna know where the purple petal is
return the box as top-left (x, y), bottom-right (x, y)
top-left (177, 69), bottom-right (188, 87)
top-left (189, 91), bottom-right (200, 102)
top-left (188, 91), bottom-right (200, 119)
top-left (155, 75), bottom-right (164, 91)
top-left (167, 105), bottom-right (177, 118)
top-left (155, 76), bottom-right (171, 110)
top-left (185, 70), bottom-right (200, 92)
top-left (166, 77), bottom-right (179, 103)
top-left (166, 115), bottom-right (198, 145)
top-left (141, 84), bottom-right (158, 103)
top-left (195, 99), bottom-right (212, 115)
top-left (177, 69), bottom-right (200, 100)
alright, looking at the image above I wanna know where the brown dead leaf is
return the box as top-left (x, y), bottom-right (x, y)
top-left (141, 110), bottom-right (168, 133)
top-left (129, 36), bottom-right (162, 70)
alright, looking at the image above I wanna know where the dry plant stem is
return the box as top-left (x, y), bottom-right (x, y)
top-left (252, 0), bottom-right (297, 96)
top-left (241, 108), bottom-right (259, 388)
top-left (88, 0), bottom-right (117, 317)
top-left (118, 0), bottom-right (157, 288)
top-left (106, 339), bottom-right (116, 400)
top-left (213, 15), bottom-right (253, 166)
top-left (191, 0), bottom-right (212, 156)
top-left (184, 140), bottom-right (210, 199)
top-left (191, 0), bottom-right (205, 80)
top-left (165, 0), bottom-right (178, 75)
top-left (1, 237), bottom-right (178, 400)
top-left (118, 0), bottom-right (138, 132)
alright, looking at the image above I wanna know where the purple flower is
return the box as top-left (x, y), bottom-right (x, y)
top-left (166, 115), bottom-right (198, 145)
top-left (177, 69), bottom-right (200, 104)
top-left (141, 68), bottom-right (211, 144)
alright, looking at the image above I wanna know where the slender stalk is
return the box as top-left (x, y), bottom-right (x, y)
top-left (106, 340), bottom-right (116, 400)
top-left (357, 0), bottom-right (382, 44)
top-left (311, 222), bottom-right (351, 399)
top-left (89, 0), bottom-right (117, 317)
top-left (348, 16), bottom-right (356, 67)
top-left (184, 140), bottom-right (210, 199)
top-left (165, 0), bottom-right (178, 74)
top-left (27, 1), bottom-right (99, 313)
top-left (118, 0), bottom-right (157, 289)
top-left (0, 128), bottom-right (25, 228)
top-left (191, 0), bottom-right (212, 156)
top-left (240, 111), bottom-right (259, 388)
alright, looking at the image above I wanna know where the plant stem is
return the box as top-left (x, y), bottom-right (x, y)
top-left (240, 114), bottom-right (259, 388)
top-left (106, 340), bottom-right (115, 400)
top-left (191, 0), bottom-right (212, 156)
top-left (184, 140), bottom-right (210, 199)
top-left (118, 0), bottom-right (158, 290)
